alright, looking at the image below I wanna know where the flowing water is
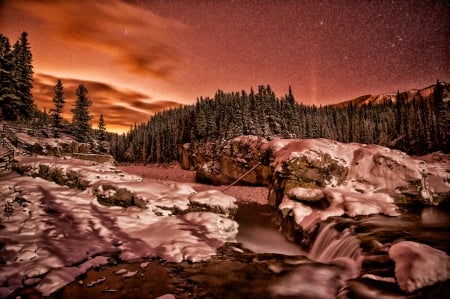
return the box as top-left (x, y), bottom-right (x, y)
top-left (235, 203), bottom-right (450, 298)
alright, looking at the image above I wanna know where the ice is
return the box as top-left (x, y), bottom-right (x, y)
top-left (389, 241), bottom-right (450, 292)
top-left (0, 157), bottom-right (239, 296)
top-left (189, 189), bottom-right (238, 212)
top-left (121, 271), bottom-right (138, 278)
top-left (266, 138), bottom-right (449, 204)
top-left (287, 187), bottom-right (325, 201)
top-left (279, 187), bottom-right (399, 230)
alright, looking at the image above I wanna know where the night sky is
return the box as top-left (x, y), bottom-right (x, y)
top-left (1, 0), bottom-right (449, 133)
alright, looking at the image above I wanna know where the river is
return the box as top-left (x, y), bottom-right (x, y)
top-left (235, 202), bottom-right (450, 298)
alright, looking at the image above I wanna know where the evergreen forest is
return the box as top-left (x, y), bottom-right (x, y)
top-left (110, 83), bottom-right (449, 164)
top-left (1, 32), bottom-right (448, 164)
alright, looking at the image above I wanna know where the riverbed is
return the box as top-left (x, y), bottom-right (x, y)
top-left (12, 164), bottom-right (448, 298)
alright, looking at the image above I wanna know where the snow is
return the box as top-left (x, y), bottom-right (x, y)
top-left (389, 241), bottom-right (450, 293)
top-left (266, 138), bottom-right (358, 171)
top-left (266, 137), bottom-right (449, 205)
top-left (287, 187), bottom-right (324, 201)
top-left (279, 187), bottom-right (399, 230)
top-left (0, 157), bottom-right (239, 296)
top-left (17, 155), bottom-right (142, 184)
top-left (189, 189), bottom-right (237, 211)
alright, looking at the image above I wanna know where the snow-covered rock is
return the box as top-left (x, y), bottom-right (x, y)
top-left (184, 136), bottom-right (449, 206)
top-left (189, 190), bottom-right (238, 215)
top-left (389, 241), bottom-right (450, 293)
top-left (0, 156), bottom-right (239, 296)
top-left (267, 138), bottom-right (449, 207)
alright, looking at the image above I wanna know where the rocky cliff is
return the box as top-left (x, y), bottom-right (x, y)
top-left (181, 136), bottom-right (450, 243)
top-left (182, 136), bottom-right (449, 205)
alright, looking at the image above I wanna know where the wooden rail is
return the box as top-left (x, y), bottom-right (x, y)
top-left (0, 149), bottom-right (14, 170)
top-left (0, 135), bottom-right (14, 170)
top-left (3, 124), bottom-right (32, 155)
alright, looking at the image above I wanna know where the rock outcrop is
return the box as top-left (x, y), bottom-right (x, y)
top-left (389, 241), bottom-right (450, 293)
top-left (182, 136), bottom-right (449, 206)
top-left (180, 136), bottom-right (272, 186)
top-left (182, 136), bottom-right (450, 247)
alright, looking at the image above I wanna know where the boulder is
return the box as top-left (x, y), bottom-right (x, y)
top-left (389, 241), bottom-right (450, 293)
top-left (267, 139), bottom-right (450, 209)
top-left (186, 136), bottom-right (272, 186)
top-left (178, 143), bottom-right (193, 170)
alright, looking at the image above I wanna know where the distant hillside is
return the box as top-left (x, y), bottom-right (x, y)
top-left (109, 81), bottom-right (449, 164)
top-left (336, 82), bottom-right (450, 107)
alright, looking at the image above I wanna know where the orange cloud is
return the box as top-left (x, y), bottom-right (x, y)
top-left (10, 0), bottom-right (187, 80)
top-left (34, 73), bottom-right (182, 133)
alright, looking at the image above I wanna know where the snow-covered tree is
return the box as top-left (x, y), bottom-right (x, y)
top-left (51, 79), bottom-right (65, 137)
top-left (71, 84), bottom-right (92, 143)
top-left (0, 34), bottom-right (18, 120)
top-left (11, 31), bottom-right (34, 121)
top-left (97, 114), bottom-right (107, 153)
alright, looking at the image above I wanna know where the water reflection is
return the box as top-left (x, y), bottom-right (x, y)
top-left (235, 203), bottom-right (450, 298)
top-left (235, 203), bottom-right (304, 255)
top-left (421, 206), bottom-right (450, 225)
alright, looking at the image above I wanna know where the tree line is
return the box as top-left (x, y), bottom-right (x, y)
top-left (1, 32), bottom-right (107, 146)
top-left (111, 82), bottom-right (449, 164)
top-left (0, 32), bottom-right (34, 121)
top-left (2, 32), bottom-right (448, 162)
top-left (38, 79), bottom-right (107, 146)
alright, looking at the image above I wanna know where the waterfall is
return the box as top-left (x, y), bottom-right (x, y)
top-left (309, 222), bottom-right (362, 263)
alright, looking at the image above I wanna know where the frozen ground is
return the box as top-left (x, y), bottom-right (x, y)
top-left (0, 159), bottom-right (238, 297)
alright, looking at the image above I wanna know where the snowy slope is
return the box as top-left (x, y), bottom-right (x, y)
top-left (0, 157), bottom-right (238, 297)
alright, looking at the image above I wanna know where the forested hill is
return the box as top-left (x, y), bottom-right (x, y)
top-left (110, 81), bottom-right (449, 163)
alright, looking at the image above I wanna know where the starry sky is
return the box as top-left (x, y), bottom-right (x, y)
top-left (1, 0), bottom-right (449, 133)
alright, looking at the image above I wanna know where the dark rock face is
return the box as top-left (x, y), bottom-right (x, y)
top-left (183, 136), bottom-right (449, 207)
top-left (180, 136), bottom-right (272, 186)
top-left (182, 136), bottom-right (450, 258)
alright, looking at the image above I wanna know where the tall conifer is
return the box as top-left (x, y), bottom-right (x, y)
top-left (71, 84), bottom-right (92, 143)
top-left (51, 79), bottom-right (65, 137)
top-left (12, 31), bottom-right (34, 121)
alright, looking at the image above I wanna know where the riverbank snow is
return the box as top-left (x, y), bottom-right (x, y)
top-left (0, 157), bottom-right (239, 297)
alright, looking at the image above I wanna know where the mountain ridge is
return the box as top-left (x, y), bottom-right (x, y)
top-left (335, 81), bottom-right (450, 107)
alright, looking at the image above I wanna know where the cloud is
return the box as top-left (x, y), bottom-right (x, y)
top-left (10, 0), bottom-right (187, 80)
top-left (34, 73), bottom-right (182, 133)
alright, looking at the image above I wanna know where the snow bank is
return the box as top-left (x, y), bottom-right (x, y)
top-left (265, 138), bottom-right (357, 171)
top-left (16, 155), bottom-right (143, 184)
top-left (267, 138), bottom-right (449, 204)
top-left (189, 189), bottom-right (238, 213)
top-left (0, 157), bottom-right (239, 296)
top-left (279, 187), bottom-right (399, 230)
top-left (389, 241), bottom-right (450, 293)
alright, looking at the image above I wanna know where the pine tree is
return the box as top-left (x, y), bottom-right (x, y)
top-left (97, 114), bottom-right (107, 153)
top-left (12, 31), bottom-right (34, 121)
top-left (433, 80), bottom-right (449, 152)
top-left (51, 79), bottom-right (65, 137)
top-left (98, 114), bottom-right (106, 141)
top-left (0, 34), bottom-right (18, 120)
top-left (71, 84), bottom-right (92, 143)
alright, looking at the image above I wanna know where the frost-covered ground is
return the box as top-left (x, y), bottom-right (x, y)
top-left (0, 158), bottom-right (238, 297)
top-left (2, 132), bottom-right (449, 297)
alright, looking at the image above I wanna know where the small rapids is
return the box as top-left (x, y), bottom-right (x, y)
top-left (236, 203), bottom-right (450, 298)
top-left (309, 222), bottom-right (362, 263)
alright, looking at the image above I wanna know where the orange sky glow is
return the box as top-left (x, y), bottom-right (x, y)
top-left (1, 0), bottom-right (448, 133)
